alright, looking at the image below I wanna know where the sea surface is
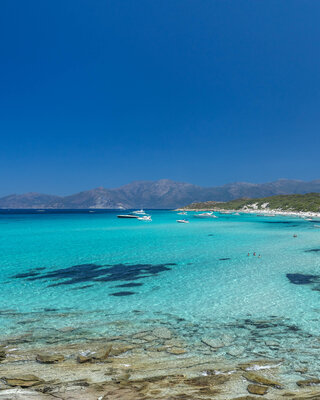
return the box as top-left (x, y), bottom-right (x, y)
top-left (1, 209), bottom-right (320, 384)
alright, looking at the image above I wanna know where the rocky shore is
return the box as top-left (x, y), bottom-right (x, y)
top-left (1, 323), bottom-right (320, 400)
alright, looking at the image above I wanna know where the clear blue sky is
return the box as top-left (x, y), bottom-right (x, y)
top-left (0, 0), bottom-right (319, 196)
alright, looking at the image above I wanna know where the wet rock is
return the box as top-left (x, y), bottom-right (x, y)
top-left (165, 339), bottom-right (184, 347)
top-left (231, 397), bottom-right (262, 400)
top-left (201, 337), bottom-right (225, 349)
top-left (109, 344), bottom-right (133, 356)
top-left (243, 372), bottom-right (282, 388)
top-left (247, 384), bottom-right (268, 395)
top-left (0, 347), bottom-right (6, 362)
top-left (152, 327), bottom-right (172, 339)
top-left (296, 378), bottom-right (320, 387)
top-left (36, 353), bottom-right (64, 364)
top-left (294, 367), bottom-right (308, 374)
top-left (166, 347), bottom-right (187, 355)
top-left (132, 331), bottom-right (150, 339)
top-left (77, 354), bottom-right (92, 363)
top-left (238, 359), bottom-right (282, 371)
top-left (185, 374), bottom-right (229, 386)
top-left (1, 375), bottom-right (44, 387)
top-left (77, 345), bottom-right (112, 363)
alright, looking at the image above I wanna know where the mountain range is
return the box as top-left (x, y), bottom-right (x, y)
top-left (1, 178), bottom-right (320, 209)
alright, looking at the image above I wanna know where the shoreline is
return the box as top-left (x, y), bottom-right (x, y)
top-left (178, 207), bottom-right (320, 218)
top-left (1, 330), bottom-right (320, 399)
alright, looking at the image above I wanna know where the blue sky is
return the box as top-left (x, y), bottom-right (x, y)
top-left (0, 0), bottom-right (319, 196)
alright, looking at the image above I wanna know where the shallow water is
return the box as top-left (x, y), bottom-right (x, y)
top-left (1, 209), bottom-right (320, 385)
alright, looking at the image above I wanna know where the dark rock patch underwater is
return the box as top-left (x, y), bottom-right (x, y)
top-left (12, 263), bottom-right (175, 288)
top-left (286, 273), bottom-right (320, 285)
top-left (305, 248), bottom-right (320, 253)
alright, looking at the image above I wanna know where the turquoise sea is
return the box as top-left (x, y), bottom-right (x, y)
top-left (1, 210), bottom-right (320, 383)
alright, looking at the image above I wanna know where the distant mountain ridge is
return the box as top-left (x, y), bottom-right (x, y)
top-left (1, 178), bottom-right (320, 209)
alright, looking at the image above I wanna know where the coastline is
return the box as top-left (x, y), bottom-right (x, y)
top-left (178, 207), bottom-right (320, 218)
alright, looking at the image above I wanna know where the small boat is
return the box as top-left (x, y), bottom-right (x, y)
top-left (234, 212), bottom-right (240, 215)
top-left (177, 219), bottom-right (189, 223)
top-left (117, 214), bottom-right (140, 219)
top-left (314, 225), bottom-right (320, 228)
top-left (194, 212), bottom-right (217, 218)
top-left (177, 212), bottom-right (187, 215)
top-left (132, 209), bottom-right (146, 215)
top-left (138, 215), bottom-right (152, 221)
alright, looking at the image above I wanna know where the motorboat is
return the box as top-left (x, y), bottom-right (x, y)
top-left (138, 215), bottom-right (152, 221)
top-left (132, 209), bottom-right (146, 215)
top-left (234, 212), bottom-right (240, 215)
top-left (177, 219), bottom-right (189, 223)
top-left (177, 212), bottom-right (187, 215)
top-left (194, 212), bottom-right (217, 218)
top-left (117, 214), bottom-right (140, 219)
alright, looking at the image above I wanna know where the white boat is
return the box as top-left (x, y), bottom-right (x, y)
top-left (234, 212), bottom-right (240, 215)
top-left (177, 219), bottom-right (189, 223)
top-left (194, 212), bottom-right (217, 218)
top-left (132, 209), bottom-right (146, 215)
top-left (138, 215), bottom-right (152, 221)
top-left (177, 212), bottom-right (187, 215)
top-left (117, 214), bottom-right (140, 219)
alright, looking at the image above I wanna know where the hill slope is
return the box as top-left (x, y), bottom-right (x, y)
top-left (1, 179), bottom-right (320, 209)
top-left (183, 193), bottom-right (320, 213)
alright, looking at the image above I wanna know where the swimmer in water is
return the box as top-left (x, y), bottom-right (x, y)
top-left (253, 252), bottom-right (256, 256)
top-left (258, 254), bottom-right (261, 258)
top-left (247, 253), bottom-right (250, 256)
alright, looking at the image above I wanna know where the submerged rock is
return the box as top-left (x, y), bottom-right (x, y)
top-left (152, 327), bottom-right (172, 340)
top-left (227, 346), bottom-right (245, 356)
top-left (166, 347), bottom-right (187, 355)
top-left (201, 337), bottom-right (225, 349)
top-left (247, 384), bottom-right (268, 395)
top-left (243, 372), bottom-right (283, 389)
top-left (36, 353), bottom-right (64, 364)
top-left (1, 374), bottom-right (44, 387)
